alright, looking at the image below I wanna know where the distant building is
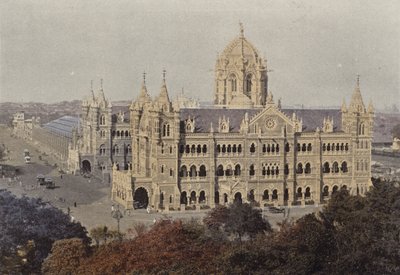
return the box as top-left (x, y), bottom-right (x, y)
top-left (12, 112), bottom-right (40, 140)
top-left (111, 26), bottom-right (374, 210)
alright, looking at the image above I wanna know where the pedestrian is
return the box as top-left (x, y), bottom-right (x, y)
top-left (67, 207), bottom-right (70, 215)
top-left (60, 174), bottom-right (63, 179)
top-left (146, 206), bottom-right (151, 214)
top-left (74, 202), bottom-right (77, 207)
top-left (111, 204), bottom-right (115, 213)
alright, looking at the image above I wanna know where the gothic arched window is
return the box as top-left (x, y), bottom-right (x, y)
top-left (100, 115), bottom-right (106, 125)
top-left (341, 161), bottom-right (348, 173)
top-left (305, 163), bottom-right (311, 174)
top-left (199, 165), bottom-right (206, 177)
top-left (99, 144), bottom-right (106, 155)
top-left (230, 75), bottom-right (237, 92)
top-left (246, 74), bottom-right (252, 95)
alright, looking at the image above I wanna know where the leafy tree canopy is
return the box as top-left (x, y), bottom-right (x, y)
top-left (0, 190), bottom-right (90, 274)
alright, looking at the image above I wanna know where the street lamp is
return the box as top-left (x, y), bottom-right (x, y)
top-left (111, 204), bottom-right (123, 240)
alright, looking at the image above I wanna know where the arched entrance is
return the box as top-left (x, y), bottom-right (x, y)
top-left (82, 160), bottom-right (91, 173)
top-left (234, 192), bottom-right (242, 204)
top-left (133, 187), bottom-right (149, 209)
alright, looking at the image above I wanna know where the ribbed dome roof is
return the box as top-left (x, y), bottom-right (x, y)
top-left (221, 36), bottom-right (261, 59)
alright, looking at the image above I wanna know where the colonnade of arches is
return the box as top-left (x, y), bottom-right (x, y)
top-left (179, 144), bottom-right (208, 155)
top-left (297, 143), bottom-right (312, 152)
top-left (262, 143), bottom-right (280, 154)
top-left (296, 162), bottom-right (312, 174)
top-left (111, 130), bottom-right (131, 138)
top-left (322, 161), bottom-right (348, 173)
top-left (216, 164), bottom-right (241, 177)
top-left (216, 144), bottom-right (242, 154)
top-left (180, 165), bottom-right (207, 178)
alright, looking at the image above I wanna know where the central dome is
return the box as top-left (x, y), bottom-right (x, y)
top-left (214, 24), bottom-right (268, 108)
top-left (221, 35), bottom-right (261, 63)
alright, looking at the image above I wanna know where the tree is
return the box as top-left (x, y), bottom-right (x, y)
top-left (76, 220), bottom-right (225, 274)
top-left (0, 190), bottom-right (90, 274)
top-left (41, 238), bottom-right (90, 274)
top-left (204, 202), bottom-right (271, 241)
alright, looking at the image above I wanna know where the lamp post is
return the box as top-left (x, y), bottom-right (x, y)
top-left (111, 204), bottom-right (123, 240)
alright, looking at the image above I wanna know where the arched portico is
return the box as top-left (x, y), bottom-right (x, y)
top-left (82, 160), bottom-right (91, 173)
top-left (133, 187), bottom-right (149, 209)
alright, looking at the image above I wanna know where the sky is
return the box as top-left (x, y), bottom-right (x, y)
top-left (1, 0), bottom-right (399, 109)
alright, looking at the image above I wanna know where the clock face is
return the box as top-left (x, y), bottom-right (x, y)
top-left (266, 118), bottom-right (276, 129)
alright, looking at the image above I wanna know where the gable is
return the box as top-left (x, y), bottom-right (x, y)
top-left (249, 105), bottom-right (296, 135)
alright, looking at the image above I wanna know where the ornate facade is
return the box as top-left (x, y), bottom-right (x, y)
top-left (110, 27), bottom-right (374, 210)
top-left (68, 81), bottom-right (132, 179)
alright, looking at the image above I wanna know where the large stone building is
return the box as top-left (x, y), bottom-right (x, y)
top-left (67, 81), bottom-right (132, 180)
top-left (67, 80), bottom-right (198, 179)
top-left (108, 27), bottom-right (374, 210)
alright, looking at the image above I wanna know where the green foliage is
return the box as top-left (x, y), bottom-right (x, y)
top-left (26, 180), bottom-right (400, 274)
top-left (204, 202), bottom-right (271, 241)
top-left (41, 238), bottom-right (90, 275)
top-left (0, 190), bottom-right (90, 274)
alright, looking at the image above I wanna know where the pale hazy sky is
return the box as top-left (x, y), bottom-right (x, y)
top-left (1, 0), bottom-right (399, 109)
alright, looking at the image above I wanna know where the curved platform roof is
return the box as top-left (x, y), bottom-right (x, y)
top-left (43, 116), bottom-right (79, 137)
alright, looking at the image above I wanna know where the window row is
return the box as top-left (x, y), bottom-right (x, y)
top-left (111, 130), bottom-right (131, 138)
top-left (99, 144), bottom-right (132, 155)
top-left (180, 165), bottom-right (207, 177)
top-left (322, 143), bottom-right (349, 152)
top-left (262, 144), bottom-right (280, 154)
top-left (251, 143), bottom-right (291, 154)
top-left (296, 162), bottom-right (312, 174)
top-left (217, 144), bottom-right (242, 154)
top-left (261, 165), bottom-right (280, 176)
top-left (216, 164), bottom-right (242, 177)
top-left (322, 161), bottom-right (348, 173)
top-left (296, 143), bottom-right (312, 152)
top-left (179, 144), bottom-right (208, 154)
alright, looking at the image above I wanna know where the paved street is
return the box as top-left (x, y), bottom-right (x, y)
top-left (1, 125), bottom-right (323, 233)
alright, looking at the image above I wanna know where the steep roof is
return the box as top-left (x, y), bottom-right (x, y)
top-left (180, 108), bottom-right (342, 133)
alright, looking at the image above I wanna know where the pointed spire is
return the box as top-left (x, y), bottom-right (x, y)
top-left (137, 73), bottom-right (151, 104)
top-left (239, 21), bottom-right (244, 38)
top-left (90, 80), bottom-right (95, 100)
top-left (98, 78), bottom-right (106, 103)
top-left (266, 91), bottom-right (274, 104)
top-left (157, 69), bottom-right (170, 107)
top-left (368, 99), bottom-right (374, 113)
top-left (341, 98), bottom-right (347, 112)
top-left (162, 68), bottom-right (166, 82)
top-left (349, 74), bottom-right (365, 113)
